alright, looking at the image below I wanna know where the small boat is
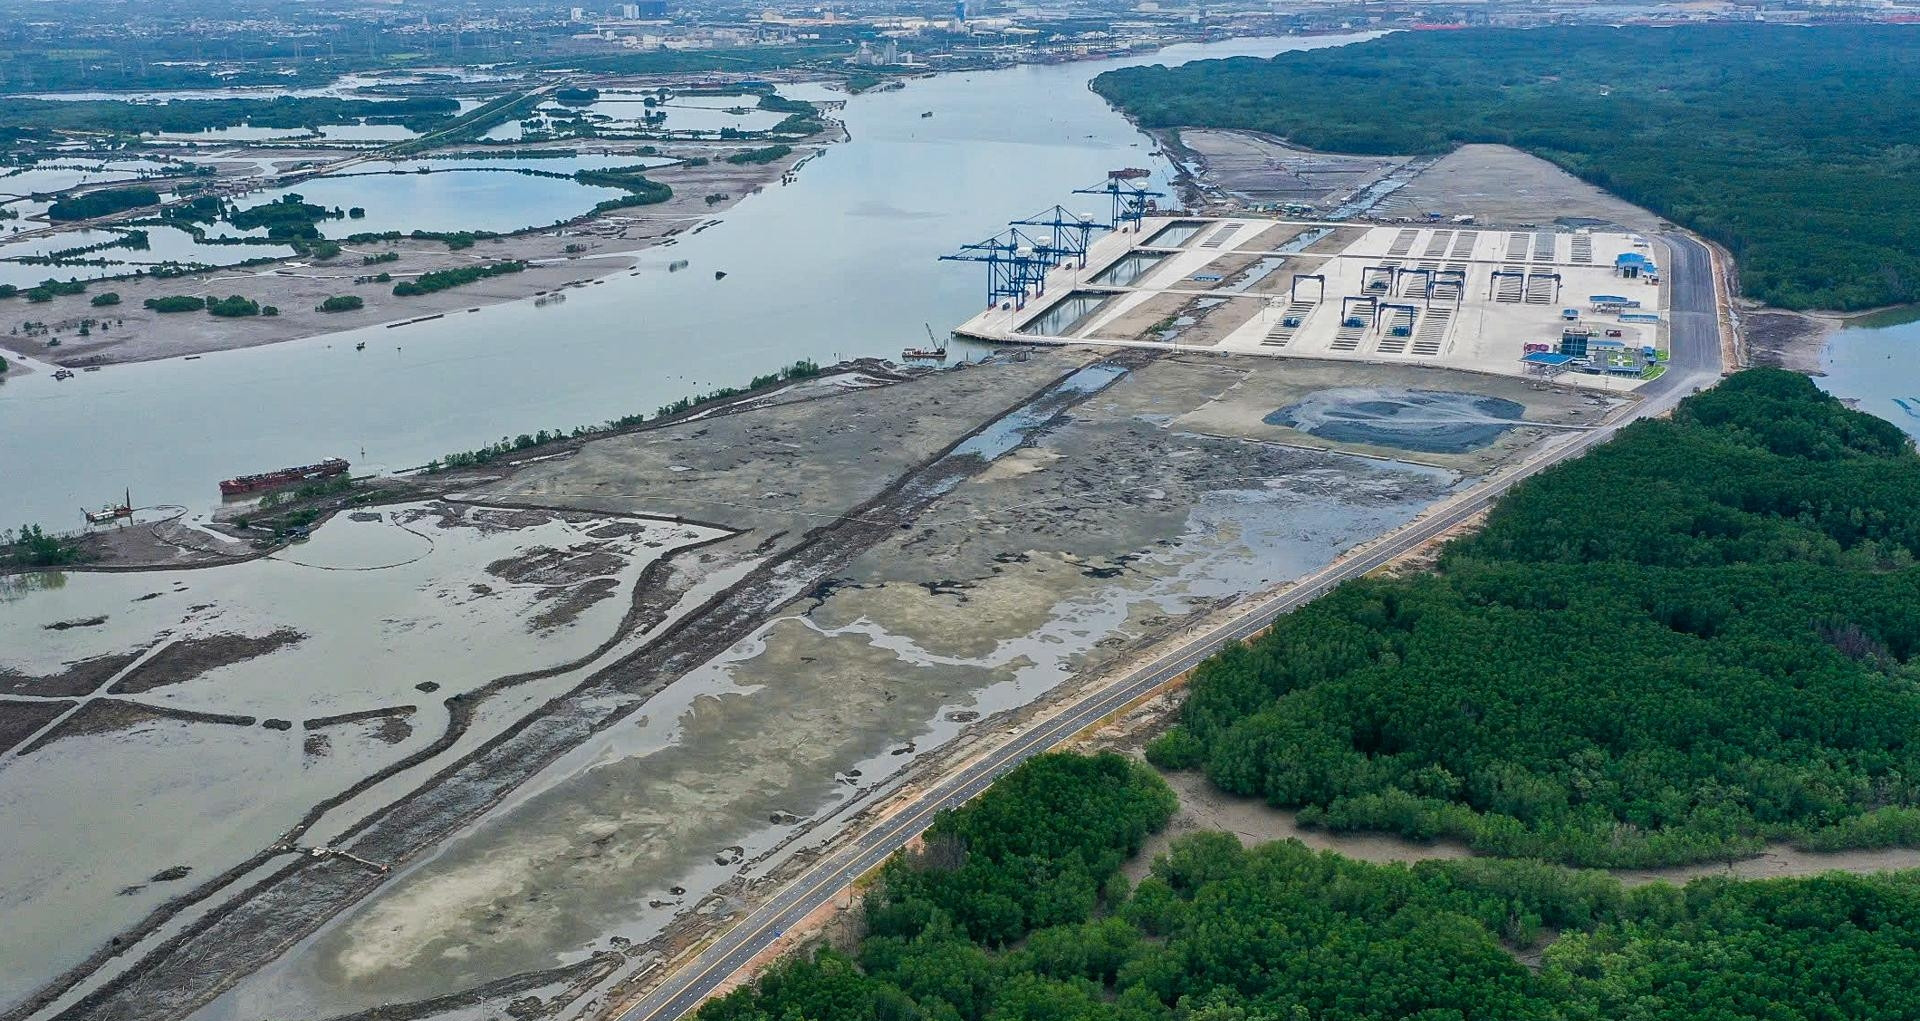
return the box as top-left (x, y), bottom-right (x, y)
top-left (714, 270), bottom-right (727, 280)
top-left (355, 342), bottom-right (366, 351)
top-left (52, 369), bottom-right (75, 381)
top-left (921, 111), bottom-right (934, 118)
top-left (907, 323), bottom-right (948, 361)
top-left (84, 489), bottom-right (134, 525)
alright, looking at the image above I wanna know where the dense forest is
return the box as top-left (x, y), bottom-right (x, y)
top-left (1093, 25), bottom-right (1920, 310)
top-left (1144, 369), bottom-right (1920, 866)
top-left (702, 751), bottom-right (1920, 1021)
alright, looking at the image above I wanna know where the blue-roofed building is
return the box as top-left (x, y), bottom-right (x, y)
top-left (1615, 252), bottom-right (1657, 279)
top-left (1522, 351), bottom-right (1577, 378)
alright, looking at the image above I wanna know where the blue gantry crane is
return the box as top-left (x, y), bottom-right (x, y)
top-left (1072, 177), bottom-right (1164, 232)
top-left (940, 227), bottom-right (1071, 309)
top-left (1010, 205), bottom-right (1109, 268)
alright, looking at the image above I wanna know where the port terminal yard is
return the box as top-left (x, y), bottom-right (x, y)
top-left (953, 215), bottom-right (1672, 388)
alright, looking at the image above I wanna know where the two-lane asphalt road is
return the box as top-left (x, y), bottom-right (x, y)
top-left (612, 231), bottom-right (1728, 1021)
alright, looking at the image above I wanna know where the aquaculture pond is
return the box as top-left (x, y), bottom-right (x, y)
top-left (239, 166), bottom-right (636, 235)
top-left (145, 122), bottom-right (423, 143)
top-left (0, 224), bottom-right (296, 289)
top-left (0, 159), bottom-right (181, 199)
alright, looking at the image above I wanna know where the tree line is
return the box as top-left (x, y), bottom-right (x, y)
top-left (1093, 25), bottom-right (1920, 310)
top-left (1148, 369), bottom-right (1920, 867)
top-left (701, 751), bottom-right (1920, 1021)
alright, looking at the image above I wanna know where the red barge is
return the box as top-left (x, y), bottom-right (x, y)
top-left (220, 458), bottom-right (350, 497)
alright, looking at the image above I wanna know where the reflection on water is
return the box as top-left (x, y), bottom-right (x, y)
top-left (1821, 313), bottom-right (1920, 440)
top-left (1143, 219), bottom-right (1206, 248)
top-left (952, 362), bottom-right (1130, 460)
top-left (1091, 250), bottom-right (1167, 286)
top-left (1018, 289), bottom-right (1118, 336)
top-left (0, 570), bottom-right (67, 602)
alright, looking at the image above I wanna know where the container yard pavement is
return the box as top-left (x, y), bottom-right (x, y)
top-left (956, 216), bottom-right (1673, 388)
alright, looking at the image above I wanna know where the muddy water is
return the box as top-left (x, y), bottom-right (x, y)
top-left (0, 33), bottom-right (1383, 528)
top-left (0, 505), bottom-right (721, 1008)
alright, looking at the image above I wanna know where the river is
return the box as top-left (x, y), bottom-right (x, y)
top-left (1819, 309), bottom-right (1920, 438)
top-left (0, 34), bottom-right (1379, 530)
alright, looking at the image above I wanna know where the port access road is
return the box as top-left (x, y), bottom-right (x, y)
top-left (611, 231), bottom-right (1726, 1021)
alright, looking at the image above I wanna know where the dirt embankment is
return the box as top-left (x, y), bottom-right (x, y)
top-left (21, 699), bottom-right (257, 755)
top-left (110, 629), bottom-right (306, 695)
top-left (0, 651), bottom-right (144, 698)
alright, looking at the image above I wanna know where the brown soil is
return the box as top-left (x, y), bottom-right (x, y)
top-left (0, 699), bottom-right (74, 754)
top-left (111, 628), bottom-right (307, 695)
top-left (1302, 226), bottom-right (1369, 256)
top-left (1164, 296), bottom-right (1264, 348)
top-left (530, 577), bottom-right (621, 632)
top-left (0, 651), bottom-right (143, 698)
top-left (303, 706), bottom-right (419, 730)
top-left (1172, 129), bottom-right (1406, 209)
top-left (1744, 309), bottom-right (1830, 375)
top-left (22, 699), bottom-right (256, 753)
top-left (489, 545), bottom-right (626, 585)
top-left (1086, 292), bottom-right (1193, 342)
top-left (1371, 143), bottom-right (1667, 233)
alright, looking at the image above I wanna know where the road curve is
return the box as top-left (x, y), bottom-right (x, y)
top-left (612, 231), bottom-right (1727, 1021)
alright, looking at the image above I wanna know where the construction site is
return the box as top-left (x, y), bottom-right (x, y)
top-left (950, 213), bottom-right (1671, 387)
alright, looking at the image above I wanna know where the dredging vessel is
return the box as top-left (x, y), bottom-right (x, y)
top-left (220, 458), bottom-right (349, 497)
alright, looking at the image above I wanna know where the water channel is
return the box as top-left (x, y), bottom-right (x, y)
top-left (1819, 310), bottom-right (1920, 438)
top-left (0, 34), bottom-right (1380, 529)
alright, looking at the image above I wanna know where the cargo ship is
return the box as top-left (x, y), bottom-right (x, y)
top-left (220, 458), bottom-right (349, 497)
